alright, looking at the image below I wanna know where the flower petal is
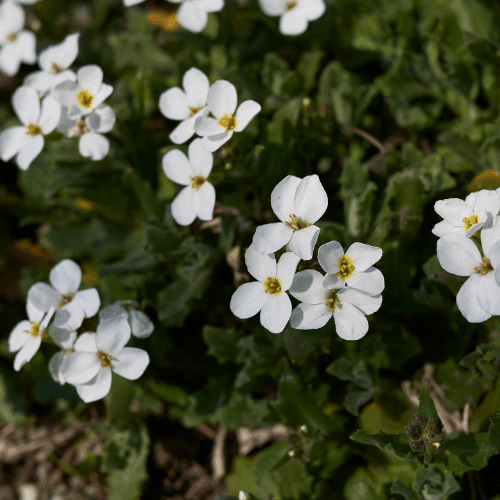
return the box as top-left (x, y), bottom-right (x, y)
top-left (434, 198), bottom-right (470, 226)
top-left (245, 243), bottom-right (277, 282)
top-left (177, 2), bottom-right (208, 33)
top-left (112, 347), bottom-right (149, 380)
top-left (74, 332), bottom-right (98, 352)
top-left (289, 269), bottom-right (327, 304)
top-left (431, 220), bottom-right (462, 238)
top-left (129, 310), bottom-right (154, 338)
top-left (162, 149), bottom-right (194, 186)
top-left (9, 321), bottom-right (32, 353)
top-left (50, 259), bottom-right (82, 295)
top-left (77, 65), bottom-right (103, 95)
top-left (456, 274), bottom-right (491, 323)
top-left (194, 116), bottom-right (222, 136)
top-left (188, 138), bottom-right (213, 177)
top-left (90, 84), bottom-right (113, 112)
top-left (17, 31), bottom-right (36, 64)
top-left (437, 233), bottom-right (481, 276)
top-left (79, 133), bottom-right (109, 161)
top-left (0, 126), bottom-right (27, 162)
top-left (207, 80), bottom-right (237, 117)
top-left (234, 100), bottom-right (261, 132)
top-left (302, 0), bottom-right (325, 19)
top-left (230, 281), bottom-right (268, 319)
top-left (183, 67), bottom-right (210, 107)
top-left (196, 182), bottom-right (216, 221)
top-left (288, 224), bottom-right (320, 260)
top-left (13, 336), bottom-right (42, 371)
top-left (293, 175), bottom-right (328, 224)
top-left (53, 303), bottom-right (85, 331)
top-left (322, 273), bottom-right (344, 290)
top-left (200, 0), bottom-right (224, 12)
top-left (0, 44), bottom-right (22, 77)
top-left (27, 282), bottom-right (60, 312)
top-left (347, 267), bottom-right (385, 294)
top-left (271, 175), bottom-right (301, 222)
top-left (318, 240), bottom-right (344, 274)
top-left (16, 135), bottom-right (44, 170)
top-left (252, 222), bottom-right (293, 255)
top-left (333, 302), bottom-right (369, 340)
top-left (12, 86), bottom-right (40, 126)
top-left (480, 215), bottom-right (500, 258)
top-left (345, 242), bottom-right (382, 272)
top-left (257, 0), bottom-right (287, 16)
top-left (476, 272), bottom-right (500, 315)
top-left (159, 87), bottom-right (190, 120)
top-left (72, 288), bottom-right (100, 318)
top-left (48, 352), bottom-right (67, 385)
top-left (88, 104), bottom-right (116, 133)
top-left (490, 238), bottom-right (500, 270)
top-left (468, 189), bottom-right (500, 220)
top-left (276, 252), bottom-right (301, 291)
top-left (279, 11), bottom-right (309, 35)
top-left (39, 33), bottom-right (79, 73)
top-left (169, 117), bottom-right (197, 144)
top-left (338, 288), bottom-right (382, 315)
top-left (38, 96), bottom-right (61, 134)
top-left (260, 293), bottom-right (292, 333)
top-left (49, 325), bottom-right (77, 349)
top-left (96, 317), bottom-right (131, 356)
top-left (171, 186), bottom-right (198, 226)
top-left (201, 131), bottom-right (232, 152)
top-left (76, 368), bottom-right (112, 403)
top-left (290, 303), bottom-right (331, 329)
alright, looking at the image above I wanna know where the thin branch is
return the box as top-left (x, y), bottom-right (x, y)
top-left (342, 124), bottom-right (386, 154)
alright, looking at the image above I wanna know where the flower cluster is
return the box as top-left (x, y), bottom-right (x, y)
top-left (230, 174), bottom-right (385, 338)
top-left (0, 32), bottom-right (116, 168)
top-left (434, 188), bottom-right (500, 323)
top-left (160, 67), bottom-right (261, 225)
top-left (9, 259), bottom-right (153, 402)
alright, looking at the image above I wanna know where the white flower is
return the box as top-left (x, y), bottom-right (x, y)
top-left (9, 302), bottom-right (54, 371)
top-left (0, 2), bottom-right (36, 76)
top-left (162, 139), bottom-right (216, 225)
top-left (252, 175), bottom-right (328, 260)
top-left (257, 0), bottom-right (325, 36)
top-left (437, 216), bottom-right (500, 322)
top-left (61, 318), bottom-right (150, 403)
top-left (194, 80), bottom-right (261, 152)
top-left (432, 190), bottom-right (500, 238)
top-left (0, 86), bottom-right (61, 170)
top-left (159, 67), bottom-right (210, 144)
top-left (99, 300), bottom-right (154, 339)
top-left (47, 325), bottom-right (77, 385)
top-left (27, 259), bottom-right (100, 331)
top-left (123, 0), bottom-right (145, 5)
top-left (57, 104), bottom-right (116, 161)
top-left (52, 65), bottom-right (113, 119)
top-left (289, 269), bottom-right (382, 339)
top-left (170, 0), bottom-right (224, 33)
top-left (24, 33), bottom-right (79, 96)
top-left (239, 493), bottom-right (248, 500)
top-left (319, 241), bottom-right (385, 294)
top-left (230, 244), bottom-right (300, 333)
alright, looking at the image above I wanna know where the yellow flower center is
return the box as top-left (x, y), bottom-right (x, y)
top-left (190, 175), bottom-right (206, 189)
top-left (77, 89), bottom-right (94, 109)
top-left (218, 113), bottom-right (238, 132)
top-left (284, 213), bottom-right (310, 230)
top-left (462, 214), bottom-right (479, 232)
top-left (264, 277), bottom-right (282, 295)
top-left (26, 123), bottom-right (43, 136)
top-left (286, 1), bottom-right (297, 10)
top-left (98, 351), bottom-right (112, 368)
top-left (62, 348), bottom-right (75, 354)
top-left (324, 289), bottom-right (339, 312)
top-left (50, 61), bottom-right (65, 74)
top-left (188, 105), bottom-right (204, 116)
top-left (25, 321), bottom-right (40, 338)
top-left (41, 328), bottom-right (50, 340)
top-left (76, 119), bottom-right (90, 136)
top-left (474, 257), bottom-right (493, 275)
top-left (337, 255), bottom-right (355, 280)
top-left (6, 32), bottom-right (18, 43)
top-left (59, 293), bottom-right (75, 308)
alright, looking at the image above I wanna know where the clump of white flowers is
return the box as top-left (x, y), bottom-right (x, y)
top-left (434, 189), bottom-right (500, 323)
top-left (8, 259), bottom-right (152, 403)
top-left (230, 174), bottom-right (385, 337)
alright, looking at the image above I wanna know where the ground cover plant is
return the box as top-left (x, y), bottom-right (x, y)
top-left (1, 0), bottom-right (500, 498)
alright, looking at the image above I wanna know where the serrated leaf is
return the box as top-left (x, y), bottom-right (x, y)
top-left (391, 479), bottom-right (418, 500)
top-left (413, 384), bottom-right (440, 421)
top-left (349, 430), bottom-right (416, 462)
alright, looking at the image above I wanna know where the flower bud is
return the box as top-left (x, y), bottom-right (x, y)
top-left (405, 424), bottom-right (422, 440)
top-left (432, 433), bottom-right (445, 443)
top-left (427, 418), bottom-right (443, 435)
top-left (410, 439), bottom-right (425, 452)
top-left (426, 441), bottom-right (442, 454)
top-left (413, 415), bottom-right (426, 429)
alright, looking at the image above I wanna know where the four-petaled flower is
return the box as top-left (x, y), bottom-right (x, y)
top-left (99, 300), bottom-right (154, 339)
top-left (47, 325), bottom-right (78, 385)
top-left (194, 80), bottom-right (261, 152)
top-left (159, 67), bottom-right (210, 144)
top-left (230, 244), bottom-right (300, 333)
top-left (162, 138), bottom-right (216, 225)
top-left (27, 259), bottom-right (100, 331)
top-left (61, 318), bottom-right (150, 403)
top-left (252, 175), bottom-right (328, 260)
top-left (0, 86), bottom-right (61, 170)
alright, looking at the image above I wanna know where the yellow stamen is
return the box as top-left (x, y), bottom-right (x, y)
top-left (264, 277), bottom-right (282, 295)
top-left (462, 214), bottom-right (479, 232)
top-left (59, 293), bottom-right (75, 308)
top-left (62, 348), bottom-right (75, 354)
top-left (77, 89), bottom-right (94, 109)
top-left (50, 61), bottom-right (65, 74)
top-left (474, 257), bottom-right (493, 275)
top-left (26, 123), bottom-right (43, 136)
top-left (337, 255), bottom-right (355, 280)
top-left (190, 175), bottom-right (206, 189)
top-left (76, 119), bottom-right (89, 136)
top-left (98, 351), bottom-right (112, 368)
top-left (6, 32), bottom-right (18, 43)
top-left (218, 113), bottom-right (238, 132)
top-left (188, 105), bottom-right (204, 116)
top-left (284, 213), bottom-right (310, 230)
top-left (24, 321), bottom-right (40, 338)
top-left (324, 290), bottom-right (339, 312)
top-left (286, 1), bottom-right (297, 10)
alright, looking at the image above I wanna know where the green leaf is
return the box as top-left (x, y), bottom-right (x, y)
top-left (413, 384), bottom-right (440, 421)
top-left (202, 326), bottom-right (240, 364)
top-left (438, 132), bottom-right (484, 171)
top-left (460, 339), bottom-right (500, 379)
top-left (412, 465), bottom-right (461, 500)
top-left (350, 429), bottom-right (416, 462)
top-left (0, 374), bottom-right (26, 426)
top-left (391, 478), bottom-right (418, 500)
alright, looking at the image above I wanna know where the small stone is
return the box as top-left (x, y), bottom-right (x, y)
top-left (405, 424), bottom-right (422, 440)
top-left (413, 415), bottom-right (426, 429)
top-left (427, 418), bottom-right (443, 435)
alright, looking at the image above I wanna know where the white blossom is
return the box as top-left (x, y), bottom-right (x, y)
top-left (99, 300), bottom-right (154, 339)
top-left (162, 139), bottom-right (216, 225)
top-left (159, 67), bottom-right (210, 144)
top-left (230, 244), bottom-right (300, 333)
top-left (24, 33), bottom-right (80, 96)
top-left (319, 241), bottom-right (385, 295)
top-left (289, 269), bottom-right (382, 340)
top-left (0, 86), bottom-right (61, 170)
top-left (52, 65), bottom-right (113, 119)
top-left (0, 2), bottom-right (36, 76)
top-left (170, 0), bottom-right (224, 33)
top-left (432, 189), bottom-right (500, 238)
top-left (57, 104), bottom-right (116, 161)
top-left (252, 175), bottom-right (328, 260)
top-left (27, 259), bottom-right (100, 331)
top-left (62, 318), bottom-right (150, 403)
top-left (9, 302), bottom-right (54, 371)
top-left (257, 0), bottom-right (325, 36)
top-left (47, 325), bottom-right (77, 385)
top-left (436, 216), bottom-right (500, 322)
top-left (194, 80), bottom-right (260, 152)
